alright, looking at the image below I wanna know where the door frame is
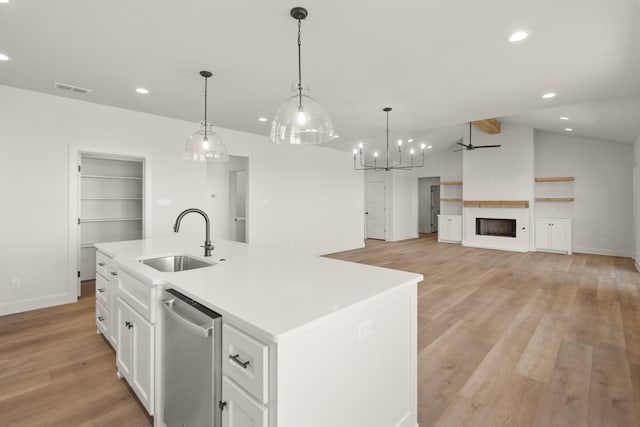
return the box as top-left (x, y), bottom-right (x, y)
top-left (68, 145), bottom-right (152, 298)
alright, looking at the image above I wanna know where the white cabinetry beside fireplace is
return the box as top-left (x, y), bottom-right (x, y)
top-left (535, 218), bottom-right (572, 255)
top-left (438, 215), bottom-right (462, 243)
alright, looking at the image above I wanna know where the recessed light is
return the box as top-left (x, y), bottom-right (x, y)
top-left (408, 138), bottom-right (414, 143)
top-left (542, 92), bottom-right (556, 99)
top-left (508, 31), bottom-right (529, 42)
top-left (258, 117), bottom-right (268, 122)
top-left (0, 53), bottom-right (9, 61)
top-left (560, 116), bottom-right (569, 120)
top-left (334, 135), bottom-right (340, 139)
top-left (0, 0), bottom-right (10, 4)
top-left (135, 88), bottom-right (149, 94)
top-left (565, 128), bottom-right (573, 132)
top-left (427, 145), bottom-right (433, 149)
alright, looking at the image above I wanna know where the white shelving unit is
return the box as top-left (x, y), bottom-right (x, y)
top-left (79, 155), bottom-right (144, 280)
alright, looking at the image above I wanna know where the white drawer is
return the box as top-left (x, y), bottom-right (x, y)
top-left (95, 273), bottom-right (108, 305)
top-left (96, 251), bottom-right (109, 278)
top-left (222, 323), bottom-right (269, 404)
top-left (117, 268), bottom-right (154, 322)
top-left (96, 300), bottom-right (108, 336)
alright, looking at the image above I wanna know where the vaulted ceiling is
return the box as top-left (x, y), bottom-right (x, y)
top-left (1, 0), bottom-right (639, 154)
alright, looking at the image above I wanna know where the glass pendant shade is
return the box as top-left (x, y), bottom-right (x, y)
top-left (184, 122), bottom-right (228, 162)
top-left (270, 88), bottom-right (335, 145)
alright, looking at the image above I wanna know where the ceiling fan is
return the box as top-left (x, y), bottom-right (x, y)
top-left (454, 122), bottom-right (502, 152)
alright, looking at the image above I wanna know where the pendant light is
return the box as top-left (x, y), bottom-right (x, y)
top-left (270, 7), bottom-right (335, 145)
top-left (184, 70), bottom-right (229, 162)
top-left (354, 107), bottom-right (425, 171)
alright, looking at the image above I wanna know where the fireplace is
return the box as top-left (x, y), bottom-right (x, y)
top-left (476, 218), bottom-right (516, 238)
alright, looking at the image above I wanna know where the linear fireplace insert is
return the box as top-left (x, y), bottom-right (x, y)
top-left (475, 218), bottom-right (516, 238)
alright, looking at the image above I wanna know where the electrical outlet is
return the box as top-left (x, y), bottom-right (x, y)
top-left (10, 278), bottom-right (21, 289)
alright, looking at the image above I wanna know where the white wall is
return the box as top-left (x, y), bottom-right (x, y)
top-left (635, 133), bottom-right (640, 268)
top-left (535, 131), bottom-right (633, 257)
top-left (463, 124), bottom-right (535, 202)
top-left (207, 156), bottom-right (249, 241)
top-left (0, 85), bottom-right (364, 315)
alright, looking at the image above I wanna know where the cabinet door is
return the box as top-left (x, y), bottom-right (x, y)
top-left (108, 270), bottom-right (119, 346)
top-left (130, 306), bottom-right (155, 414)
top-left (222, 377), bottom-right (268, 427)
top-left (550, 221), bottom-right (569, 252)
top-left (450, 216), bottom-right (462, 242)
top-left (437, 216), bottom-right (450, 241)
top-left (535, 220), bottom-right (551, 250)
top-left (116, 299), bottom-right (133, 381)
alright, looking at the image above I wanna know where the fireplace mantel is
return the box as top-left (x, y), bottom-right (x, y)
top-left (463, 200), bottom-right (529, 208)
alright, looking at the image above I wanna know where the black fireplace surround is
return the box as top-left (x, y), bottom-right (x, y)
top-left (475, 218), bottom-right (516, 238)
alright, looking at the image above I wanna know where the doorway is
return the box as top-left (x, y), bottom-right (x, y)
top-left (207, 155), bottom-right (249, 243)
top-left (365, 181), bottom-right (386, 240)
top-left (418, 177), bottom-right (440, 233)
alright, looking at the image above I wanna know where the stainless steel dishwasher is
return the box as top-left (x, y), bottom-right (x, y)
top-left (161, 288), bottom-right (222, 427)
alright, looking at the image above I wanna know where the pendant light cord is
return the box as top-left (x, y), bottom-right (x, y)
top-left (297, 18), bottom-right (303, 108)
top-left (386, 110), bottom-right (390, 169)
top-left (204, 76), bottom-right (209, 140)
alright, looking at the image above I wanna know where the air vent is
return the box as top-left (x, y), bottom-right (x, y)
top-left (54, 82), bottom-right (92, 94)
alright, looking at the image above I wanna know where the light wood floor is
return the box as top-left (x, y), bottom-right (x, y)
top-left (2, 234), bottom-right (639, 426)
top-left (0, 283), bottom-right (153, 426)
top-left (327, 234), bottom-right (640, 426)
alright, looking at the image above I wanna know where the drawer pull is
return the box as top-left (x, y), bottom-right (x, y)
top-left (110, 271), bottom-right (118, 276)
top-left (98, 288), bottom-right (105, 293)
top-left (98, 262), bottom-right (106, 267)
top-left (229, 354), bottom-right (250, 369)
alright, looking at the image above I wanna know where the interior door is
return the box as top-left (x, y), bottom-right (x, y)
top-left (365, 182), bottom-right (386, 240)
top-left (430, 185), bottom-right (440, 233)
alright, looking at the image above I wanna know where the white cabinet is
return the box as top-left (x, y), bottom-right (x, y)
top-left (438, 214), bottom-right (462, 243)
top-left (535, 218), bottom-right (572, 255)
top-left (221, 323), bottom-right (269, 426)
top-left (95, 250), bottom-right (117, 348)
top-left (222, 376), bottom-right (268, 427)
top-left (115, 269), bottom-right (159, 415)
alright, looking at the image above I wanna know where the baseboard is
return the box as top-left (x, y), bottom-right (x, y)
top-left (0, 292), bottom-right (77, 316)
top-left (635, 259), bottom-right (640, 272)
top-left (462, 241), bottom-right (528, 253)
top-left (572, 246), bottom-right (633, 258)
top-left (387, 233), bottom-right (419, 242)
top-left (319, 240), bottom-right (366, 256)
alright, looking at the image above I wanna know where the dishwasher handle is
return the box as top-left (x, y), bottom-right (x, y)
top-left (161, 298), bottom-right (212, 338)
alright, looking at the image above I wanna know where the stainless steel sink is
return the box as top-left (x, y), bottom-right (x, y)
top-left (139, 255), bottom-right (216, 272)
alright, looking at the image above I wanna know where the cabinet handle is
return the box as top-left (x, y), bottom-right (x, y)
top-left (125, 321), bottom-right (133, 329)
top-left (229, 354), bottom-right (250, 369)
top-left (218, 401), bottom-right (227, 411)
top-left (98, 316), bottom-right (104, 322)
top-left (98, 288), bottom-right (105, 293)
top-left (110, 271), bottom-right (118, 276)
top-left (98, 262), bottom-right (106, 267)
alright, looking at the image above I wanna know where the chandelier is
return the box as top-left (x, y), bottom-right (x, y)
top-left (354, 107), bottom-right (425, 171)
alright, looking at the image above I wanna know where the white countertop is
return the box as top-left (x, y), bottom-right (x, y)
top-left (96, 237), bottom-right (423, 342)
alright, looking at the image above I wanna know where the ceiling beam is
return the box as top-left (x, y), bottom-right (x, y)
top-left (472, 118), bottom-right (501, 134)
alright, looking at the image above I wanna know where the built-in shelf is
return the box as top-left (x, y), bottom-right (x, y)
top-left (81, 174), bottom-right (143, 180)
top-left (81, 217), bottom-right (143, 223)
top-left (81, 197), bottom-right (143, 200)
top-left (441, 198), bottom-right (463, 202)
top-left (463, 200), bottom-right (529, 208)
top-left (535, 177), bottom-right (575, 182)
top-left (535, 197), bottom-right (575, 202)
top-left (440, 181), bottom-right (463, 185)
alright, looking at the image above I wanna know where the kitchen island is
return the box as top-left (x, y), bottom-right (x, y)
top-left (95, 237), bottom-right (422, 427)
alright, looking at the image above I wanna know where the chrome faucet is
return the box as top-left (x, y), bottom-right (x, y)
top-left (173, 208), bottom-right (214, 257)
